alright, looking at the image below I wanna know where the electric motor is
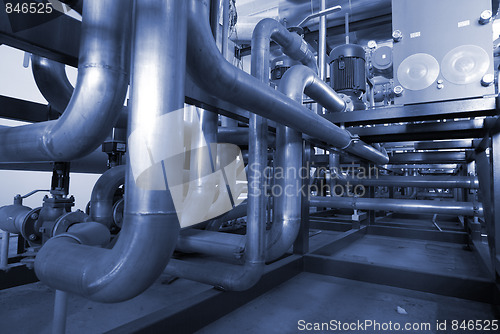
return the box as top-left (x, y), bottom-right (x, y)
top-left (329, 44), bottom-right (366, 96)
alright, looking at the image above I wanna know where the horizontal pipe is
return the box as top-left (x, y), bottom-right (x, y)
top-left (0, 0), bottom-right (130, 163)
top-left (0, 204), bottom-right (31, 234)
top-left (340, 175), bottom-right (479, 189)
top-left (0, 149), bottom-right (109, 173)
top-left (185, 0), bottom-right (388, 165)
top-left (176, 230), bottom-right (245, 259)
top-left (310, 196), bottom-right (483, 217)
top-left (217, 127), bottom-right (276, 147)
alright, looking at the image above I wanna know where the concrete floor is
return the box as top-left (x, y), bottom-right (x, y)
top-left (0, 273), bottom-right (213, 334)
top-left (320, 234), bottom-right (489, 279)
top-left (1, 228), bottom-right (497, 333)
top-left (196, 272), bottom-right (498, 334)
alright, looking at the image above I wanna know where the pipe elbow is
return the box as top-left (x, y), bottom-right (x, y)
top-left (31, 55), bottom-right (73, 114)
top-left (35, 214), bottom-right (180, 303)
top-left (217, 262), bottom-right (265, 291)
top-left (89, 165), bottom-right (126, 226)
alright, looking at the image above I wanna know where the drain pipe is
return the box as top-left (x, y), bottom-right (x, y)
top-left (185, 0), bottom-right (388, 165)
top-left (0, 0), bottom-right (130, 163)
top-left (34, 0), bottom-right (186, 302)
top-left (31, 55), bottom-right (73, 114)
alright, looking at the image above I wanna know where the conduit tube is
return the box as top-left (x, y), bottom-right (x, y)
top-left (339, 175), bottom-right (480, 189)
top-left (0, 0), bottom-right (130, 163)
top-left (185, 0), bottom-right (388, 165)
top-left (34, 0), bottom-right (186, 302)
top-left (310, 196), bottom-right (483, 217)
top-left (31, 55), bottom-right (73, 114)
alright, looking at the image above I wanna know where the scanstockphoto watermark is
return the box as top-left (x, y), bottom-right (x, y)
top-left (247, 162), bottom-right (380, 199)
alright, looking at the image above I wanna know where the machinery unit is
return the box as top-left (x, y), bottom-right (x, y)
top-left (392, 0), bottom-right (495, 104)
top-left (329, 43), bottom-right (367, 110)
top-left (0, 0), bottom-right (499, 333)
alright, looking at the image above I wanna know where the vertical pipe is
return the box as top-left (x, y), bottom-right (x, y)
top-left (345, 13), bottom-right (350, 44)
top-left (318, 0), bottom-right (327, 115)
top-left (1, 231), bottom-right (9, 269)
top-left (222, 0), bottom-right (230, 59)
top-left (318, 0), bottom-right (327, 82)
top-left (34, 0), bottom-right (187, 302)
top-left (52, 290), bottom-right (68, 334)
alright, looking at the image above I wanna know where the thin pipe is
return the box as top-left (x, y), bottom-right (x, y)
top-left (310, 196), bottom-right (483, 217)
top-left (52, 290), bottom-right (68, 334)
top-left (0, 0), bottom-right (130, 163)
top-left (345, 13), bottom-right (350, 44)
top-left (31, 55), bottom-right (73, 114)
top-left (1, 231), bottom-right (9, 269)
top-left (34, 0), bottom-right (186, 302)
top-left (319, 0), bottom-right (327, 82)
top-left (185, 0), bottom-right (388, 165)
top-left (222, 0), bottom-right (230, 59)
top-left (339, 175), bottom-right (479, 189)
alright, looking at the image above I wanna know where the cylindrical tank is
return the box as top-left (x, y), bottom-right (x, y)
top-left (329, 44), bottom-right (366, 96)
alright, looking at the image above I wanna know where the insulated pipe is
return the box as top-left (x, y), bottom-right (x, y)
top-left (88, 165), bottom-right (126, 227)
top-left (310, 196), bottom-right (483, 217)
top-left (34, 0), bottom-right (186, 302)
top-left (185, 0), bottom-right (388, 165)
top-left (0, 0), bottom-right (130, 163)
top-left (31, 55), bottom-right (73, 114)
top-left (339, 175), bottom-right (480, 189)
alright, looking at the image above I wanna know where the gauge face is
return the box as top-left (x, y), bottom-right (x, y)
top-left (397, 53), bottom-right (440, 91)
top-left (441, 45), bottom-right (490, 85)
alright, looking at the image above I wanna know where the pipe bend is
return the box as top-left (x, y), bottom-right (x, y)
top-left (31, 55), bottom-right (74, 114)
top-left (89, 165), bottom-right (126, 227)
top-left (166, 258), bottom-right (264, 291)
top-left (35, 214), bottom-right (179, 302)
top-left (252, 18), bottom-right (318, 73)
top-left (34, 0), bottom-right (187, 303)
top-left (0, 0), bottom-right (130, 163)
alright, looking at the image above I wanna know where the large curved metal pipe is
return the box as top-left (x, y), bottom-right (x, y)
top-left (88, 165), bottom-right (126, 227)
top-left (252, 18), bottom-right (318, 75)
top-left (31, 55), bottom-right (73, 114)
top-left (168, 13), bottom-right (322, 288)
top-left (266, 65), bottom-right (350, 262)
top-left (34, 0), bottom-right (186, 302)
top-left (185, 0), bottom-right (388, 165)
top-left (310, 196), bottom-right (483, 217)
top-left (0, 0), bottom-right (130, 163)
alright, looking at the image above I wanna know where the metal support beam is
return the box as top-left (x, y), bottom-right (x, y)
top-left (324, 97), bottom-right (496, 126)
top-left (350, 119), bottom-right (486, 143)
